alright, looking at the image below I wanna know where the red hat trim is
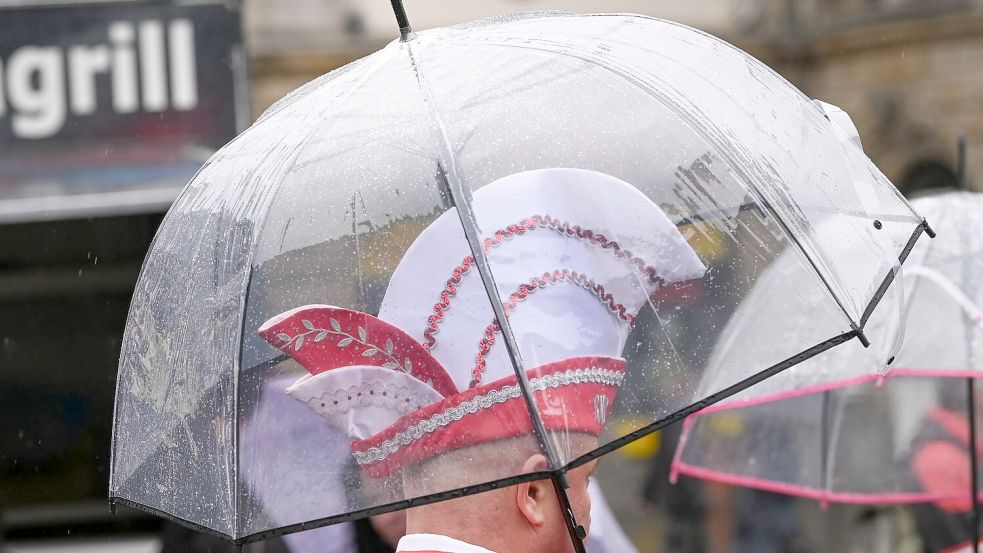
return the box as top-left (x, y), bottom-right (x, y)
top-left (258, 305), bottom-right (459, 398)
top-left (351, 355), bottom-right (625, 478)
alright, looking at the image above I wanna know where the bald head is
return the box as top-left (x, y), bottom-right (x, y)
top-left (401, 435), bottom-right (599, 553)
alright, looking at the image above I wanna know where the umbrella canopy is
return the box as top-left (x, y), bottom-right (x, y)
top-left (109, 10), bottom-right (929, 547)
top-left (672, 191), bottom-right (982, 550)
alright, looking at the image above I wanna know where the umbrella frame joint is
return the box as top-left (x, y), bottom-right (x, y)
top-left (859, 219), bottom-right (935, 331)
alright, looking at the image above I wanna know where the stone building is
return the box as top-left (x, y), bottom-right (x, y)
top-left (243, 1), bottom-right (746, 119)
top-left (245, 0), bottom-right (983, 193)
top-left (745, 0), bottom-right (983, 193)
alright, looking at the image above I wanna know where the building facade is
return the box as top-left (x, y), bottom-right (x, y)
top-left (246, 0), bottom-right (982, 193)
top-left (746, 0), bottom-right (983, 193)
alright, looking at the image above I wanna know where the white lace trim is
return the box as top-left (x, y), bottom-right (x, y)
top-left (298, 380), bottom-right (432, 416)
top-left (353, 366), bottom-right (623, 466)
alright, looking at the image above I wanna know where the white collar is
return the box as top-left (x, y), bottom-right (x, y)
top-left (396, 533), bottom-right (498, 553)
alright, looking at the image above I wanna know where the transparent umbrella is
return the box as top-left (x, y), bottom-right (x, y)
top-left (109, 6), bottom-right (930, 550)
top-left (672, 190), bottom-right (981, 552)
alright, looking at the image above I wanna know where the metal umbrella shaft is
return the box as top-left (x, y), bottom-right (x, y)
top-left (967, 378), bottom-right (980, 553)
top-left (433, 163), bottom-right (589, 551)
top-left (956, 135), bottom-right (980, 553)
top-left (391, 2), bottom-right (588, 548)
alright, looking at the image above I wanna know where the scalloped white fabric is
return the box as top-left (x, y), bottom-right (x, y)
top-left (287, 366), bottom-right (443, 439)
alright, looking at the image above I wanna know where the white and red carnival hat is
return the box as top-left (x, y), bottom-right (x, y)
top-left (258, 168), bottom-right (705, 477)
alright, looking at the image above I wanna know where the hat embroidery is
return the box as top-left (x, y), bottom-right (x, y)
top-left (259, 306), bottom-right (460, 398)
top-left (299, 380), bottom-right (433, 416)
top-left (353, 365), bottom-right (623, 466)
top-left (592, 394), bottom-right (610, 425)
top-left (469, 268), bottom-right (638, 388)
top-left (422, 214), bottom-right (666, 351)
top-left (276, 318), bottom-right (415, 375)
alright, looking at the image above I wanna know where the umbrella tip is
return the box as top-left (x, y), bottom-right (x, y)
top-left (856, 328), bottom-right (871, 348)
top-left (390, 0), bottom-right (414, 40)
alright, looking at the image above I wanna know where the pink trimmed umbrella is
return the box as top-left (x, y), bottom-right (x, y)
top-left (673, 189), bottom-right (983, 553)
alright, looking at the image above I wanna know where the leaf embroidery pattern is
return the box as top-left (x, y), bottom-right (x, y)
top-left (279, 319), bottom-right (414, 375)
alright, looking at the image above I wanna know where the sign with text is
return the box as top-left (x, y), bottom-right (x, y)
top-left (0, 1), bottom-right (247, 222)
top-left (0, 1), bottom-right (244, 147)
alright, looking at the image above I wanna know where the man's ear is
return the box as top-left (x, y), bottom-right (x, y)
top-left (515, 454), bottom-right (551, 527)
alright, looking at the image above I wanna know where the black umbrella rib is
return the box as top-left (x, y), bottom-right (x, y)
top-left (242, 470), bottom-right (551, 543)
top-left (110, 496), bottom-right (236, 542)
top-left (967, 378), bottom-right (980, 553)
top-left (111, 470), bottom-right (556, 546)
top-left (563, 330), bottom-right (858, 471)
top-left (858, 218), bottom-right (934, 329)
top-left (672, 201), bottom-right (917, 228)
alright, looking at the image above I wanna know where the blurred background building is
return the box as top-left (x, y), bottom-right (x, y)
top-left (247, 0), bottom-right (983, 193)
top-left (0, 0), bottom-right (980, 551)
